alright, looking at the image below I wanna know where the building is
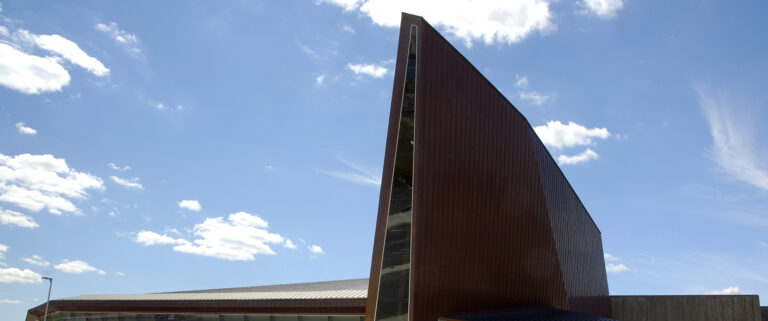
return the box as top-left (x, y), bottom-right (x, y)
top-left (26, 13), bottom-right (764, 321)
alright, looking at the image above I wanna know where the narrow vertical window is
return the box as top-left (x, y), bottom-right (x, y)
top-left (374, 25), bottom-right (417, 321)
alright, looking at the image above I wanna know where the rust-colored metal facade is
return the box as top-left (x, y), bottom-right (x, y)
top-left (365, 14), bottom-right (611, 321)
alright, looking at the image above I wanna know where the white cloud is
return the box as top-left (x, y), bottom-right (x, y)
top-left (514, 74), bottom-right (529, 88)
top-left (519, 91), bottom-right (551, 105)
top-left (606, 263), bottom-right (629, 273)
top-left (284, 239), bottom-right (297, 249)
top-left (108, 163), bottom-right (131, 171)
top-left (178, 200), bottom-right (201, 211)
top-left (0, 43), bottom-right (70, 94)
top-left (604, 253), bottom-right (619, 261)
top-left (15, 122), bottom-right (36, 135)
top-left (321, 158), bottom-right (381, 186)
top-left (135, 230), bottom-right (180, 246)
top-left (321, 0), bottom-right (554, 47)
top-left (0, 299), bottom-right (22, 304)
top-left (0, 268), bottom-right (42, 283)
top-left (136, 212), bottom-right (285, 261)
top-left (534, 121), bottom-right (611, 149)
top-left (319, 0), bottom-right (362, 11)
top-left (0, 207), bottom-right (38, 228)
top-left (705, 286), bottom-right (741, 295)
top-left (347, 63), bottom-right (388, 78)
top-left (0, 153), bottom-right (104, 215)
top-left (579, 0), bottom-right (624, 18)
top-left (558, 148), bottom-right (599, 165)
top-left (32, 33), bottom-right (109, 76)
top-left (308, 245), bottom-right (325, 254)
top-left (95, 22), bottom-right (140, 55)
top-left (316, 74), bottom-right (326, 86)
top-left (54, 260), bottom-right (105, 275)
top-left (0, 25), bottom-right (8, 37)
top-left (698, 88), bottom-right (768, 191)
top-left (116, 272), bottom-right (126, 276)
top-left (0, 243), bottom-right (6, 260)
top-left (110, 176), bottom-right (143, 190)
top-left (22, 255), bottom-right (49, 267)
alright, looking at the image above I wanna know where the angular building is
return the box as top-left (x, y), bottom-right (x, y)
top-left (365, 13), bottom-right (610, 321)
top-left (26, 13), bottom-right (763, 321)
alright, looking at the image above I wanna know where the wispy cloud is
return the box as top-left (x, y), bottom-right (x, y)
top-left (315, 74), bottom-right (326, 86)
top-left (284, 239), bottom-right (298, 249)
top-left (341, 24), bottom-right (355, 33)
top-left (108, 163), bottom-right (131, 171)
top-left (347, 63), bottom-right (388, 78)
top-left (514, 74), bottom-right (529, 88)
top-left (519, 91), bottom-right (551, 105)
top-left (95, 22), bottom-right (141, 56)
top-left (604, 253), bottom-right (620, 261)
top-left (22, 255), bottom-right (49, 267)
top-left (301, 45), bottom-right (321, 59)
top-left (15, 122), bottom-right (36, 135)
top-left (705, 286), bottom-right (741, 295)
top-left (698, 87), bottom-right (768, 191)
top-left (321, 159), bottom-right (381, 186)
top-left (110, 176), bottom-right (143, 190)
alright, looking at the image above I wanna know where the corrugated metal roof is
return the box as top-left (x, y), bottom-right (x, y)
top-left (63, 289), bottom-right (367, 301)
top-left (57, 278), bottom-right (369, 301)
top-left (169, 278), bottom-right (369, 294)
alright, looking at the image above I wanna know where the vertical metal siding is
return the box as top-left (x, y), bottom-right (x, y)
top-left (367, 13), bottom-right (611, 321)
top-left (531, 132), bottom-right (611, 317)
top-left (611, 295), bottom-right (761, 321)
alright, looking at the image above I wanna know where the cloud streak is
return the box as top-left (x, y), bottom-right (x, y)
top-left (110, 176), bottom-right (143, 190)
top-left (321, 159), bottom-right (381, 186)
top-left (698, 88), bottom-right (768, 191)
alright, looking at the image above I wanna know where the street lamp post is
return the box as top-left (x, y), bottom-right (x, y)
top-left (42, 277), bottom-right (52, 321)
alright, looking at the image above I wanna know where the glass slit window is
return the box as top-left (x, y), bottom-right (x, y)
top-left (374, 24), bottom-right (417, 321)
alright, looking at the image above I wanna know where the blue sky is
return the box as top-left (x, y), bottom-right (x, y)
top-left (1, 0), bottom-right (768, 319)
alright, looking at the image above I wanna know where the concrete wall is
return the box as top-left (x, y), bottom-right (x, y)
top-left (611, 295), bottom-right (761, 321)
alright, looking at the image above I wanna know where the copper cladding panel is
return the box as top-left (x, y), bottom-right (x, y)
top-left (532, 135), bottom-right (611, 317)
top-left (366, 13), bottom-right (610, 321)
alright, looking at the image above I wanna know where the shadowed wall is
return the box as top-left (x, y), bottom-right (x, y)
top-left (366, 13), bottom-right (610, 321)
